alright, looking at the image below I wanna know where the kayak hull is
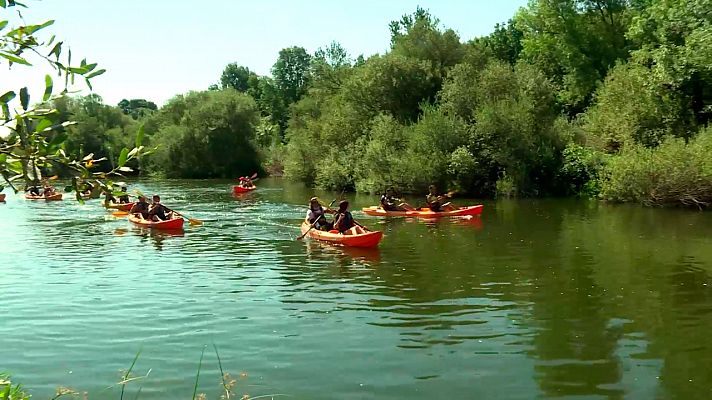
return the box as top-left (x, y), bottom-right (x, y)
top-left (105, 202), bottom-right (134, 211)
top-left (361, 204), bottom-right (484, 218)
top-left (128, 214), bottom-right (184, 230)
top-left (25, 193), bottom-right (63, 201)
top-left (233, 185), bottom-right (256, 194)
top-left (0, 193), bottom-right (5, 202)
top-left (300, 222), bottom-right (383, 248)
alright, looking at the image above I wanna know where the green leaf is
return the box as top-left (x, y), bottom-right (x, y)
top-left (86, 68), bottom-right (106, 79)
top-left (64, 185), bottom-right (72, 192)
top-left (118, 148), bottom-right (129, 167)
top-left (19, 87), bottom-right (29, 111)
top-left (43, 74), bottom-right (53, 101)
top-left (48, 41), bottom-right (62, 59)
top-left (0, 1), bottom-right (6, 8)
top-left (0, 51), bottom-right (31, 65)
top-left (0, 20), bottom-right (8, 30)
top-left (36, 118), bottom-right (53, 133)
top-left (0, 90), bottom-right (15, 103)
top-left (135, 125), bottom-right (144, 147)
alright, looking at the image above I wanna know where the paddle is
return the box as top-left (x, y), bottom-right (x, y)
top-left (112, 211), bottom-right (129, 217)
top-left (164, 206), bottom-right (203, 226)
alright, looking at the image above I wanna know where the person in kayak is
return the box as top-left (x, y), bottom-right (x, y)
top-left (28, 184), bottom-right (41, 196)
top-left (41, 179), bottom-right (56, 197)
top-left (426, 185), bottom-right (455, 212)
top-left (380, 187), bottom-right (414, 211)
top-left (333, 200), bottom-right (356, 233)
top-left (103, 188), bottom-right (117, 205)
top-left (305, 197), bottom-right (333, 231)
top-left (239, 176), bottom-right (254, 188)
top-left (118, 186), bottom-right (130, 203)
top-left (148, 195), bottom-right (173, 221)
top-left (129, 195), bottom-right (150, 219)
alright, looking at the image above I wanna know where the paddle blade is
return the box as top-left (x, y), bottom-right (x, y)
top-left (250, 172), bottom-right (258, 179)
top-left (112, 211), bottom-right (128, 217)
top-left (188, 218), bottom-right (203, 226)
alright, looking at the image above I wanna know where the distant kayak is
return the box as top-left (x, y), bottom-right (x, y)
top-left (105, 202), bottom-right (134, 211)
top-left (362, 204), bottom-right (484, 218)
top-left (25, 193), bottom-right (63, 201)
top-left (0, 193), bottom-right (5, 202)
top-left (233, 185), bottom-right (256, 194)
top-left (299, 222), bottom-right (383, 248)
top-left (128, 213), bottom-right (184, 230)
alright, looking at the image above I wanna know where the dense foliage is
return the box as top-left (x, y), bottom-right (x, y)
top-left (36, 1), bottom-right (712, 208)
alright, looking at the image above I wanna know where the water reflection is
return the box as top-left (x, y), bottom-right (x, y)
top-left (131, 227), bottom-right (185, 251)
top-left (303, 240), bottom-right (381, 265)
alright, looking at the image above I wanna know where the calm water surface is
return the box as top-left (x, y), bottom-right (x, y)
top-left (1, 178), bottom-right (712, 399)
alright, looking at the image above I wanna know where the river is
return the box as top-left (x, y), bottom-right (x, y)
top-left (1, 178), bottom-right (712, 399)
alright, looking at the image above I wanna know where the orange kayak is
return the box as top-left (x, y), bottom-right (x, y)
top-left (25, 193), bottom-right (63, 201)
top-left (128, 213), bottom-right (184, 230)
top-left (233, 185), bottom-right (256, 194)
top-left (300, 222), bottom-right (383, 248)
top-left (362, 204), bottom-right (484, 218)
top-left (105, 202), bottom-right (134, 211)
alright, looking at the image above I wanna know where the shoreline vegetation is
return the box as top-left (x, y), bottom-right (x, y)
top-left (27, 1), bottom-right (710, 209)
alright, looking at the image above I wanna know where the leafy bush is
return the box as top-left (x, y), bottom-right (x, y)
top-left (599, 128), bottom-right (712, 208)
top-left (143, 90), bottom-right (261, 178)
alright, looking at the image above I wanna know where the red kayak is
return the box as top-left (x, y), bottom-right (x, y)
top-left (362, 204), bottom-right (484, 218)
top-left (300, 222), bottom-right (383, 248)
top-left (233, 185), bottom-right (256, 194)
top-left (105, 202), bottom-right (134, 211)
top-left (0, 193), bottom-right (5, 202)
top-left (128, 213), bottom-right (184, 230)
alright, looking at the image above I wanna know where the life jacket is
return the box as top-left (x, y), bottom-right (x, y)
top-left (335, 210), bottom-right (354, 231)
top-left (308, 205), bottom-right (326, 223)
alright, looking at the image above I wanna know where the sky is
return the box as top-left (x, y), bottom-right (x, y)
top-left (2, 0), bottom-right (527, 107)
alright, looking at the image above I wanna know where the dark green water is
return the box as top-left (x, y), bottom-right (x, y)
top-left (2, 178), bottom-right (712, 399)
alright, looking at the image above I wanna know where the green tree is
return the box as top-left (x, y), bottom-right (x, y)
top-left (627, 0), bottom-right (712, 126)
top-left (390, 7), bottom-right (464, 73)
top-left (272, 46), bottom-right (311, 105)
top-left (517, 0), bottom-right (634, 114)
top-left (118, 98), bottom-right (158, 119)
top-left (475, 19), bottom-right (523, 65)
top-left (220, 63), bottom-right (258, 93)
top-left (143, 90), bottom-right (260, 178)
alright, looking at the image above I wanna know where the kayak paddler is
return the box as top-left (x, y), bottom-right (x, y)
top-left (426, 185), bottom-right (455, 212)
top-left (305, 197), bottom-right (333, 231)
top-left (380, 187), bottom-right (414, 211)
top-left (129, 195), bottom-right (150, 219)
